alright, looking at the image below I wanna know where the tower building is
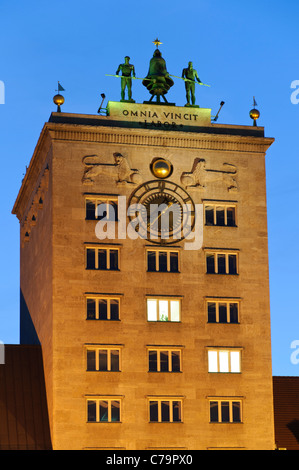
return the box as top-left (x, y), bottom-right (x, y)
top-left (12, 45), bottom-right (275, 450)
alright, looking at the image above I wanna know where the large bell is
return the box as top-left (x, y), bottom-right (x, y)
top-left (142, 49), bottom-right (174, 103)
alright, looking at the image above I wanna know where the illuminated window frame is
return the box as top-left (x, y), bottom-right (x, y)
top-left (205, 249), bottom-right (239, 275)
top-left (206, 298), bottom-right (240, 324)
top-left (148, 397), bottom-right (183, 423)
top-left (209, 398), bottom-right (242, 423)
top-left (146, 297), bottom-right (182, 322)
top-left (207, 348), bottom-right (242, 373)
top-left (85, 294), bottom-right (122, 321)
top-left (204, 202), bottom-right (237, 227)
top-left (85, 345), bottom-right (122, 372)
top-left (85, 194), bottom-right (119, 221)
top-left (86, 396), bottom-right (122, 423)
top-left (85, 244), bottom-right (120, 271)
top-left (147, 347), bottom-right (182, 372)
top-left (146, 248), bottom-right (180, 273)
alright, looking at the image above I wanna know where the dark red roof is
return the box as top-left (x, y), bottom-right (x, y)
top-left (273, 376), bottom-right (299, 450)
top-left (0, 345), bottom-right (52, 450)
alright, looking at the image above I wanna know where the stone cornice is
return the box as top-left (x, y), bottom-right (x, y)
top-left (45, 121), bottom-right (274, 154)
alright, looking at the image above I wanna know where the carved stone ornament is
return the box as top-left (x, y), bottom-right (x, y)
top-left (180, 158), bottom-right (238, 192)
top-left (82, 152), bottom-right (142, 186)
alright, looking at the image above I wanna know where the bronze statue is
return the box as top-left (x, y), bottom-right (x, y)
top-left (142, 48), bottom-right (174, 103)
top-left (182, 62), bottom-right (202, 106)
top-left (116, 56), bottom-right (136, 102)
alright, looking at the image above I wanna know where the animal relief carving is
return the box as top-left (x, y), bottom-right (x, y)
top-left (82, 152), bottom-right (142, 185)
top-left (180, 158), bottom-right (238, 192)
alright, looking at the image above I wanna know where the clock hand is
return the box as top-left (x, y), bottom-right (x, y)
top-left (148, 201), bottom-right (174, 227)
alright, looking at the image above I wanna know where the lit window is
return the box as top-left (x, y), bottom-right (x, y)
top-left (86, 296), bottom-right (120, 321)
top-left (85, 196), bottom-right (118, 221)
top-left (208, 349), bottom-right (241, 373)
top-left (147, 249), bottom-right (179, 273)
top-left (204, 204), bottom-right (236, 227)
top-left (147, 298), bottom-right (181, 322)
top-left (87, 397), bottom-right (121, 422)
top-left (207, 299), bottom-right (239, 323)
top-left (86, 246), bottom-right (119, 270)
top-left (209, 400), bottom-right (242, 423)
top-left (149, 398), bottom-right (183, 422)
top-left (205, 251), bottom-right (238, 275)
top-left (148, 348), bottom-right (182, 372)
top-left (86, 347), bottom-right (121, 371)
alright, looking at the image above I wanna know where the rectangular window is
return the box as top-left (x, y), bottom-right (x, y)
top-left (149, 399), bottom-right (182, 422)
top-left (148, 348), bottom-right (182, 372)
top-left (85, 196), bottom-right (118, 221)
top-left (86, 347), bottom-right (121, 371)
top-left (204, 204), bottom-right (236, 227)
top-left (205, 252), bottom-right (238, 275)
top-left (147, 249), bottom-right (179, 273)
top-left (207, 300), bottom-right (239, 324)
top-left (86, 246), bottom-right (119, 271)
top-left (147, 298), bottom-right (181, 322)
top-left (86, 296), bottom-right (120, 321)
top-left (208, 349), bottom-right (241, 373)
top-left (87, 398), bottom-right (121, 422)
top-left (209, 400), bottom-right (242, 423)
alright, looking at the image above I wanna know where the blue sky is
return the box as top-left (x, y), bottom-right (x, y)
top-left (0, 0), bottom-right (298, 376)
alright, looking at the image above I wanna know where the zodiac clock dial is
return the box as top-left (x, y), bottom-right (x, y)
top-left (128, 180), bottom-right (195, 244)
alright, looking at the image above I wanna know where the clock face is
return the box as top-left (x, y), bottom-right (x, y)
top-left (128, 180), bottom-right (195, 244)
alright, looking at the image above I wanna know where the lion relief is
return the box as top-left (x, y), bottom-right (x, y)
top-left (180, 158), bottom-right (238, 192)
top-left (82, 152), bottom-right (142, 185)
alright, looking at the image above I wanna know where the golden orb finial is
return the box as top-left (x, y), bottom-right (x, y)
top-left (249, 96), bottom-right (260, 126)
top-left (151, 158), bottom-right (173, 179)
top-left (53, 81), bottom-right (65, 112)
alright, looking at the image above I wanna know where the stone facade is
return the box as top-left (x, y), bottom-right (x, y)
top-left (12, 103), bottom-right (275, 450)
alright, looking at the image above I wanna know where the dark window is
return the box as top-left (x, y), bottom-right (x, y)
top-left (87, 401), bottom-right (97, 422)
top-left (221, 402), bottom-right (230, 422)
top-left (227, 207), bottom-right (236, 226)
top-left (149, 351), bottom-right (157, 372)
top-left (86, 249), bottom-right (96, 269)
top-left (217, 254), bottom-right (226, 274)
top-left (87, 299), bottom-right (96, 320)
top-left (229, 254), bottom-right (237, 274)
top-left (232, 402), bottom-right (241, 422)
top-left (147, 251), bottom-right (156, 272)
top-left (150, 401), bottom-right (158, 422)
top-left (98, 249), bottom-right (107, 269)
top-left (159, 252), bottom-right (168, 272)
top-left (171, 352), bottom-right (181, 372)
top-left (230, 303), bottom-right (239, 323)
top-left (219, 303), bottom-right (228, 323)
top-left (216, 207), bottom-right (225, 226)
top-left (161, 401), bottom-right (170, 422)
top-left (111, 401), bottom-right (120, 422)
top-left (110, 350), bottom-right (120, 371)
top-left (208, 302), bottom-right (216, 323)
top-left (98, 299), bottom-right (108, 320)
top-left (99, 350), bottom-right (108, 371)
top-left (172, 401), bottom-right (181, 422)
top-left (87, 350), bottom-right (96, 371)
top-left (160, 351), bottom-right (169, 372)
top-left (206, 254), bottom-right (215, 274)
top-left (86, 200), bottom-right (96, 220)
top-left (110, 250), bottom-right (119, 270)
top-left (170, 252), bottom-right (179, 272)
top-left (205, 207), bottom-right (214, 225)
top-left (210, 402), bottom-right (218, 422)
top-left (110, 300), bottom-right (119, 320)
top-left (100, 401), bottom-right (108, 422)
